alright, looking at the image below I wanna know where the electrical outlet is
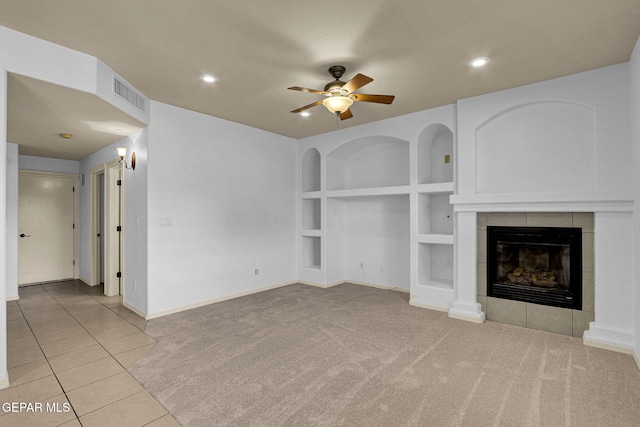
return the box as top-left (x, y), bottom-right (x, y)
top-left (134, 281), bottom-right (137, 290)
top-left (255, 269), bottom-right (259, 275)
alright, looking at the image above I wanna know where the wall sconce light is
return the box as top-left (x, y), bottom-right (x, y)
top-left (116, 147), bottom-right (136, 170)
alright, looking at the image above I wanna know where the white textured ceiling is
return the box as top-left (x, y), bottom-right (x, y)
top-left (2, 0), bottom-right (640, 158)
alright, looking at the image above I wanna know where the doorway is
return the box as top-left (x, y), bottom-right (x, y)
top-left (91, 161), bottom-right (125, 296)
top-left (18, 171), bottom-right (78, 285)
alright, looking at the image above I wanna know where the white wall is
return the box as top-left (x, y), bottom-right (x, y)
top-left (343, 196), bottom-right (410, 290)
top-left (19, 155), bottom-right (79, 174)
top-left (630, 36), bottom-right (640, 361)
top-left (78, 129), bottom-right (148, 313)
top-left (6, 144), bottom-right (18, 300)
top-left (0, 69), bottom-right (8, 388)
top-left (456, 63), bottom-right (631, 196)
top-left (146, 102), bottom-right (297, 316)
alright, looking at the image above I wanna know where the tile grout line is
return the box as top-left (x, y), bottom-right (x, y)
top-left (10, 281), bottom-right (174, 426)
top-left (43, 282), bottom-right (170, 424)
top-left (14, 284), bottom-right (83, 425)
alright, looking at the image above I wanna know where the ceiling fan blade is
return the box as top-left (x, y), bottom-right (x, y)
top-left (342, 74), bottom-right (373, 94)
top-left (339, 109), bottom-right (353, 120)
top-left (291, 100), bottom-right (323, 113)
top-left (288, 86), bottom-right (327, 95)
top-left (352, 93), bottom-right (395, 104)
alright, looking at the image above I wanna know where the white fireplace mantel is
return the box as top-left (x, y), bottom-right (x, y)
top-left (450, 191), bottom-right (633, 213)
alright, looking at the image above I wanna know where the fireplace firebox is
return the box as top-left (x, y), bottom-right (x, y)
top-left (487, 226), bottom-right (582, 310)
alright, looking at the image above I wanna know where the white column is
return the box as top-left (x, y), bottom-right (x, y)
top-left (0, 69), bottom-right (10, 388)
top-left (583, 212), bottom-right (635, 351)
top-left (449, 210), bottom-right (485, 322)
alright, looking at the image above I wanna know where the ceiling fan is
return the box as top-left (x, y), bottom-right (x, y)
top-left (288, 65), bottom-right (395, 120)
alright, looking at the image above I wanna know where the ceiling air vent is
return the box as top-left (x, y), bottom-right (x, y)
top-left (113, 76), bottom-right (146, 112)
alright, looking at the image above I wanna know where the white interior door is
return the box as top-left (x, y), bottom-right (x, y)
top-left (18, 172), bottom-right (76, 285)
top-left (104, 163), bottom-right (122, 296)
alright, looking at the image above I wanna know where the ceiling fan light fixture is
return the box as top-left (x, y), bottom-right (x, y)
top-left (322, 96), bottom-right (353, 114)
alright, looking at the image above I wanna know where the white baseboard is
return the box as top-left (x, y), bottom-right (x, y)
top-left (146, 280), bottom-right (411, 320)
top-left (0, 374), bottom-right (9, 390)
top-left (146, 281), bottom-right (299, 320)
top-left (123, 301), bottom-right (147, 319)
top-left (448, 310), bottom-right (486, 324)
top-left (409, 300), bottom-right (449, 313)
top-left (583, 336), bottom-right (634, 354)
top-left (583, 324), bottom-right (634, 354)
top-left (6, 295), bottom-right (20, 302)
top-left (632, 349), bottom-right (640, 371)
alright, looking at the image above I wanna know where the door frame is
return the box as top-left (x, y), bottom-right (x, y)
top-left (90, 160), bottom-right (125, 297)
top-left (18, 170), bottom-right (79, 284)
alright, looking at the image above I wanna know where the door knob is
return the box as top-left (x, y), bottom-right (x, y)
top-left (19, 233), bottom-right (31, 238)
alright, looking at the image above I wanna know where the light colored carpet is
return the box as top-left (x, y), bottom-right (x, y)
top-left (130, 283), bottom-right (640, 426)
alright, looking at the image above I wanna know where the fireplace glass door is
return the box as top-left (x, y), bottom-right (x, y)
top-left (487, 227), bottom-right (582, 310)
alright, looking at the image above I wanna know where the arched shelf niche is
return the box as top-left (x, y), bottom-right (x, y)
top-left (417, 123), bottom-right (453, 184)
top-left (301, 148), bottom-right (321, 192)
top-left (326, 136), bottom-right (409, 191)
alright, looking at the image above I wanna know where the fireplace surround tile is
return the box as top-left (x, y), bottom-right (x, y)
top-left (477, 262), bottom-right (487, 296)
top-left (582, 272), bottom-right (594, 312)
top-left (486, 212), bottom-right (527, 227)
top-left (572, 212), bottom-right (594, 232)
top-left (486, 297), bottom-right (526, 327)
top-left (477, 212), bottom-right (595, 338)
top-left (526, 212), bottom-right (573, 228)
top-left (526, 304), bottom-right (573, 336)
top-left (572, 310), bottom-right (595, 338)
top-left (582, 232), bottom-right (595, 272)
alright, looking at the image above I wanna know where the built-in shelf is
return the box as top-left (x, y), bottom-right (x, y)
top-left (301, 148), bottom-right (321, 192)
top-left (417, 182), bottom-right (454, 194)
top-left (301, 198), bottom-right (321, 230)
top-left (301, 229), bottom-right (321, 237)
top-left (326, 185), bottom-right (411, 199)
top-left (418, 123), bottom-right (454, 185)
top-left (301, 191), bottom-right (322, 199)
top-left (418, 242), bottom-right (454, 290)
top-left (417, 234), bottom-right (454, 245)
top-left (418, 193), bottom-right (453, 235)
top-left (302, 236), bottom-right (321, 270)
top-left (326, 136), bottom-right (410, 191)
top-left (416, 279), bottom-right (454, 290)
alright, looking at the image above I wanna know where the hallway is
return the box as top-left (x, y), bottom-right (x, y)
top-left (2, 280), bottom-right (179, 426)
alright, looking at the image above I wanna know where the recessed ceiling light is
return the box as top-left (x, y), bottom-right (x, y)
top-left (300, 112), bottom-right (311, 117)
top-left (469, 57), bottom-right (490, 68)
top-left (200, 74), bottom-right (216, 83)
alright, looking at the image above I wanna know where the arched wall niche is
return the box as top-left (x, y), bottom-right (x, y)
top-left (417, 123), bottom-right (454, 184)
top-left (301, 147), bottom-right (321, 192)
top-left (326, 135), bottom-right (409, 191)
top-left (475, 101), bottom-right (596, 194)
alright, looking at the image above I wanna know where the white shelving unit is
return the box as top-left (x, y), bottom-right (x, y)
top-left (299, 121), bottom-right (456, 307)
top-left (300, 148), bottom-right (322, 275)
top-left (416, 124), bottom-right (455, 293)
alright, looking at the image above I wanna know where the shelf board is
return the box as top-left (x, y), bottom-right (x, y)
top-left (301, 229), bottom-right (321, 237)
top-left (417, 182), bottom-right (454, 194)
top-left (326, 185), bottom-right (410, 199)
top-left (301, 191), bottom-right (322, 199)
top-left (302, 264), bottom-right (322, 271)
top-left (417, 279), bottom-right (454, 290)
top-left (417, 234), bottom-right (454, 245)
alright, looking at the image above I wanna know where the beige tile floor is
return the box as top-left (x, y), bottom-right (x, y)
top-left (2, 280), bottom-right (180, 426)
